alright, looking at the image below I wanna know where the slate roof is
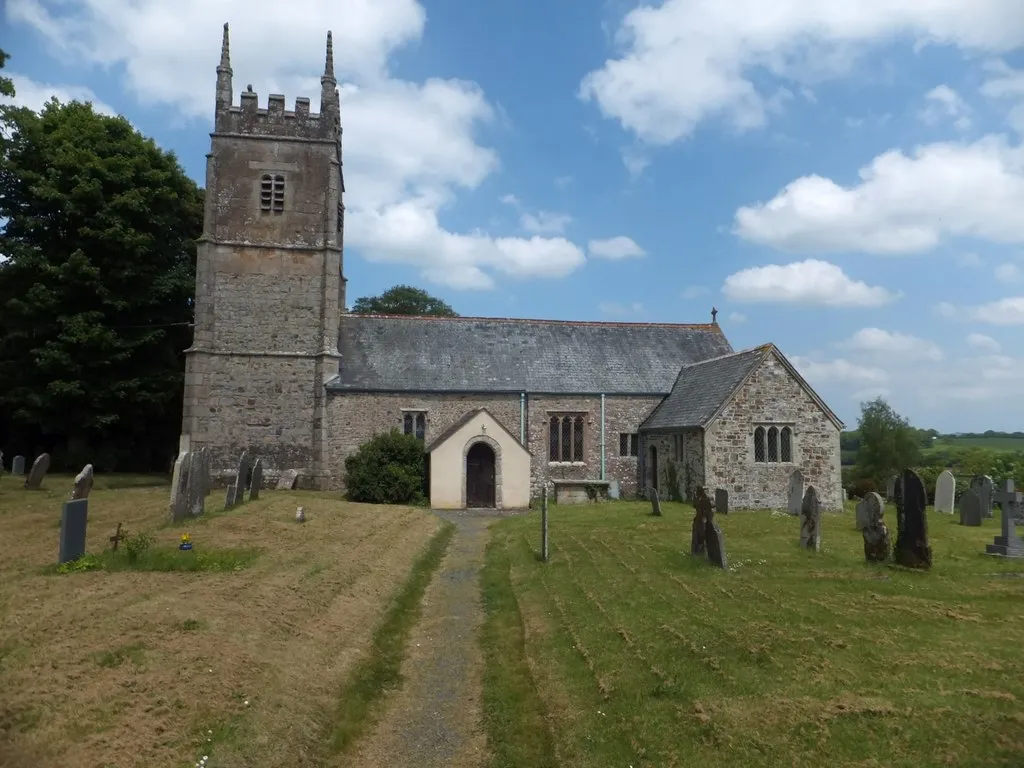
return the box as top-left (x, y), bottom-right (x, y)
top-left (640, 344), bottom-right (846, 431)
top-left (326, 314), bottom-right (733, 394)
top-left (424, 407), bottom-right (531, 454)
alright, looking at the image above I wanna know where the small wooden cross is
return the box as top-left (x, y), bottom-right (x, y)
top-left (109, 522), bottom-right (125, 551)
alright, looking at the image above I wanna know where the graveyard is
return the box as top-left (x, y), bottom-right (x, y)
top-left (482, 498), bottom-right (1024, 767)
top-left (0, 475), bottom-right (446, 768)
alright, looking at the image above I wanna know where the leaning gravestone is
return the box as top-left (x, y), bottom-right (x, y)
top-left (59, 498), bottom-right (89, 564)
top-left (24, 453), bottom-right (50, 490)
top-left (224, 483), bottom-right (237, 510)
top-left (958, 488), bottom-right (983, 527)
top-left (649, 486), bottom-right (662, 516)
top-left (276, 469), bottom-right (299, 491)
top-left (70, 464), bottom-right (94, 500)
top-left (934, 470), bottom-right (955, 514)
top-left (970, 475), bottom-right (995, 519)
top-left (168, 451), bottom-right (191, 523)
top-left (249, 458), bottom-right (264, 501)
top-left (715, 488), bottom-right (729, 515)
top-left (691, 487), bottom-right (728, 569)
top-left (11, 455), bottom-right (26, 476)
top-left (894, 469), bottom-right (932, 569)
top-left (787, 470), bottom-right (804, 516)
top-left (862, 494), bottom-right (890, 563)
top-left (232, 450), bottom-right (251, 506)
top-left (855, 492), bottom-right (883, 531)
top-left (800, 485), bottom-right (822, 552)
top-left (985, 480), bottom-right (1024, 558)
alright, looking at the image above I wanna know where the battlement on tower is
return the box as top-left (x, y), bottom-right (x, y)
top-left (215, 89), bottom-right (339, 141)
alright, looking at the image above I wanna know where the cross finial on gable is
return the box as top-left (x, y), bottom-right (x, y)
top-left (711, 306), bottom-right (718, 323)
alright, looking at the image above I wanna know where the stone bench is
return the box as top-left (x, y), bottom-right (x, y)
top-left (551, 479), bottom-right (611, 504)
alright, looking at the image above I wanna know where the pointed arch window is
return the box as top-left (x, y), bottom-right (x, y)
top-left (754, 427), bottom-right (766, 463)
top-left (549, 413), bottom-right (586, 463)
top-left (780, 427), bottom-right (793, 463)
top-left (402, 411), bottom-right (426, 441)
top-left (753, 424), bottom-right (795, 464)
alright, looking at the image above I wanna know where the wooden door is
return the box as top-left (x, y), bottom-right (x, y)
top-left (466, 443), bottom-right (496, 508)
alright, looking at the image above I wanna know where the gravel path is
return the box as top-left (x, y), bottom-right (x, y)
top-left (347, 508), bottom-right (515, 768)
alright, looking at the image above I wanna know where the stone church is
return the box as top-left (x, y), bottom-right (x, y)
top-left (179, 26), bottom-right (845, 511)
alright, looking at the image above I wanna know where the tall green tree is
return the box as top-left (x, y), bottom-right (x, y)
top-left (0, 95), bottom-right (203, 470)
top-left (351, 284), bottom-right (459, 317)
top-left (0, 48), bottom-right (13, 98)
top-left (854, 397), bottom-right (922, 486)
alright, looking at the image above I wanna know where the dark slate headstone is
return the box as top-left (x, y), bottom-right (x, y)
top-left (970, 475), bottom-right (995, 519)
top-left (692, 487), bottom-right (727, 569)
top-left (958, 489), bottom-right (983, 527)
top-left (894, 469), bottom-right (932, 569)
top-left (232, 450), bottom-right (251, 506)
top-left (985, 480), bottom-right (1024, 558)
top-left (11, 455), bottom-right (26, 476)
top-left (649, 486), bottom-right (662, 516)
top-left (249, 458), bottom-right (264, 501)
top-left (855, 492), bottom-right (883, 531)
top-left (59, 498), bottom-right (89, 564)
top-left (862, 496), bottom-right (890, 563)
top-left (799, 485), bottom-right (821, 552)
top-left (224, 483), bottom-right (237, 510)
top-left (714, 488), bottom-right (729, 515)
top-left (24, 452), bottom-right (50, 489)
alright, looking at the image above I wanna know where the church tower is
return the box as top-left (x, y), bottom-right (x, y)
top-left (180, 24), bottom-right (345, 487)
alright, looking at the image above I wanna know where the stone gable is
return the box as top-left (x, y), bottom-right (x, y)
top-left (703, 351), bottom-right (842, 511)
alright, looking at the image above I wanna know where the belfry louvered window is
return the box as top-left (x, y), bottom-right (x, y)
top-left (549, 413), bottom-right (586, 462)
top-left (260, 173), bottom-right (285, 214)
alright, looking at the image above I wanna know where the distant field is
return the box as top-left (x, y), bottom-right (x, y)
top-left (927, 436), bottom-right (1024, 453)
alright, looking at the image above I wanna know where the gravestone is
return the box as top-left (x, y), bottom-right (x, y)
top-left (295, 505), bottom-right (306, 523)
top-left (985, 480), bottom-right (1024, 558)
top-left (649, 486), bottom-right (662, 516)
top-left (24, 453), bottom-right (50, 489)
top-left (608, 479), bottom-right (620, 500)
top-left (972, 475), bottom-right (994, 518)
top-left (276, 469), bottom-right (299, 491)
top-left (225, 483), bottom-right (237, 510)
top-left (841, 488), bottom-right (847, 505)
top-left (934, 470), bottom-right (955, 514)
top-left (168, 451), bottom-right (191, 522)
top-left (800, 486), bottom-right (822, 552)
top-left (715, 488), bottom-right (729, 515)
top-left (70, 464), bottom-right (94, 500)
top-left (12, 455), bottom-right (25, 476)
top-left (691, 487), bottom-right (727, 569)
top-left (787, 470), bottom-right (804, 516)
top-left (233, 451), bottom-right (251, 505)
top-left (862, 494), bottom-right (890, 563)
top-left (970, 475), bottom-right (995, 519)
top-left (249, 458), bottom-right (264, 501)
top-left (958, 488), bottom-right (983, 527)
top-left (894, 469), bottom-right (932, 569)
top-left (540, 486), bottom-right (549, 562)
top-left (186, 451), bottom-right (208, 518)
top-left (856, 492), bottom-right (883, 531)
top-left (58, 498), bottom-right (89, 564)
top-left (886, 475), bottom-right (897, 500)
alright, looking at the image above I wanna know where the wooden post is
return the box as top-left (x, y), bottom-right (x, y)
top-left (541, 485), bottom-right (549, 563)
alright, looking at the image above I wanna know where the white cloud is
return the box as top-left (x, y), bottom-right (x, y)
top-left (967, 332), bottom-right (1001, 351)
top-left (727, 311), bottom-right (747, 323)
top-left (838, 327), bottom-right (943, 361)
top-left (919, 85), bottom-right (972, 131)
top-left (790, 356), bottom-right (889, 384)
top-left (499, 193), bottom-right (519, 206)
top-left (520, 210), bottom-right (572, 235)
top-left (981, 59), bottom-right (1024, 133)
top-left (722, 259), bottom-right (898, 307)
top-left (621, 146), bottom-right (650, 178)
top-left (681, 285), bottom-right (709, 300)
top-left (578, 0), bottom-right (1024, 145)
top-left (995, 262), bottom-right (1022, 281)
top-left (588, 236), bottom-right (646, 260)
top-left (2, 73), bottom-right (118, 116)
top-left (7, 0), bottom-right (590, 290)
top-left (733, 136), bottom-right (1024, 254)
top-left (598, 301), bottom-right (644, 316)
top-left (939, 296), bottom-right (1024, 325)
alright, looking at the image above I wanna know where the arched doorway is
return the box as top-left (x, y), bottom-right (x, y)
top-left (466, 442), bottom-right (496, 508)
top-left (649, 445), bottom-right (659, 492)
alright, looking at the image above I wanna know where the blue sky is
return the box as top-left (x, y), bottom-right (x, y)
top-left (3, 0), bottom-right (1024, 433)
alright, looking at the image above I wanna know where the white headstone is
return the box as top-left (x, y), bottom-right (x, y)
top-left (934, 470), bottom-right (955, 514)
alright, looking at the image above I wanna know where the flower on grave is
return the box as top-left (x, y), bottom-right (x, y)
top-left (181, 533), bottom-right (191, 544)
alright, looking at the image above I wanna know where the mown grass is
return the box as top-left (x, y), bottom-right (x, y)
top-left (926, 436), bottom-right (1024, 453)
top-left (326, 520), bottom-right (457, 755)
top-left (482, 500), bottom-right (1024, 768)
top-left (48, 545), bottom-right (260, 574)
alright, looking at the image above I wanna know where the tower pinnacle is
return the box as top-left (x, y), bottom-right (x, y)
top-left (323, 31), bottom-right (335, 82)
top-left (219, 22), bottom-right (231, 72)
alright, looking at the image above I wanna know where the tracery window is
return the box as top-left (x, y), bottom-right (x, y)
top-left (403, 411), bottom-right (426, 441)
top-left (754, 425), bottom-right (794, 464)
top-left (549, 413), bottom-right (585, 462)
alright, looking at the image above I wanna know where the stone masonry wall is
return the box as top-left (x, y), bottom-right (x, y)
top-left (640, 429), bottom-right (705, 500)
top-left (324, 392), bottom-right (664, 499)
top-left (703, 352), bottom-right (842, 511)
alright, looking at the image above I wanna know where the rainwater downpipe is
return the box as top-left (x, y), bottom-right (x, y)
top-left (600, 394), bottom-right (606, 480)
top-left (519, 392), bottom-right (526, 444)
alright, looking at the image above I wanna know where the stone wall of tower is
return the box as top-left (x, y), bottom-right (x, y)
top-left (181, 26), bottom-right (343, 487)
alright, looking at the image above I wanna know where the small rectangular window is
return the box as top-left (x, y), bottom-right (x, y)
top-left (402, 411), bottom-right (426, 441)
top-left (550, 413), bottom-right (586, 463)
top-left (619, 433), bottom-right (639, 457)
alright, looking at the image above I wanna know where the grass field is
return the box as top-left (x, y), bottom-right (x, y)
top-left (0, 474), bottom-right (446, 768)
top-left (927, 437), bottom-right (1024, 453)
top-left (482, 500), bottom-right (1024, 768)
